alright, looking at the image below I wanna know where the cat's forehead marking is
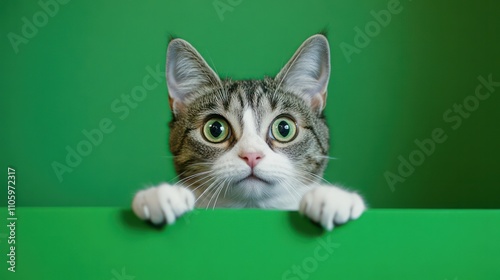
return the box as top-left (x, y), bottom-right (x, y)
top-left (242, 108), bottom-right (257, 135)
top-left (237, 107), bottom-right (270, 154)
top-left (252, 84), bottom-right (265, 131)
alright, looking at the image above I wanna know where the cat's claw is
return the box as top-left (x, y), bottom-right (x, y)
top-left (132, 184), bottom-right (195, 225)
top-left (299, 186), bottom-right (366, 231)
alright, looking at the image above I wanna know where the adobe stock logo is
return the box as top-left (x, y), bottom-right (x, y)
top-left (385, 74), bottom-right (499, 191)
top-left (213, 0), bottom-right (244, 22)
top-left (339, 0), bottom-right (407, 63)
top-left (281, 235), bottom-right (340, 280)
top-left (51, 64), bottom-right (165, 182)
top-left (111, 267), bottom-right (135, 280)
top-left (7, 0), bottom-right (71, 54)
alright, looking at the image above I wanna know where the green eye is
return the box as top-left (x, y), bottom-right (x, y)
top-left (203, 117), bottom-right (230, 143)
top-left (271, 116), bottom-right (297, 143)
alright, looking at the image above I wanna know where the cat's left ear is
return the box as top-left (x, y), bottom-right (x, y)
top-left (275, 34), bottom-right (330, 112)
top-left (166, 38), bottom-right (222, 114)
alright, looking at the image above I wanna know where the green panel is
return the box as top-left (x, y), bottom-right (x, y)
top-left (0, 0), bottom-right (499, 207)
top-left (0, 208), bottom-right (499, 279)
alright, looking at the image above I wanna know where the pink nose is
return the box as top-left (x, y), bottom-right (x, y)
top-left (240, 152), bottom-right (264, 168)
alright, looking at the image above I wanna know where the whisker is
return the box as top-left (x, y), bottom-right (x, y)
top-left (203, 182), bottom-right (221, 209)
top-left (167, 164), bottom-right (211, 185)
top-left (292, 170), bottom-right (333, 187)
top-left (190, 175), bottom-right (216, 193)
top-left (206, 178), bottom-right (224, 209)
top-left (211, 178), bottom-right (230, 209)
top-left (304, 171), bottom-right (332, 185)
top-left (312, 155), bottom-right (338, 160)
top-left (187, 162), bottom-right (214, 166)
top-left (281, 178), bottom-right (303, 200)
top-left (174, 171), bottom-right (212, 188)
top-left (277, 178), bottom-right (298, 199)
top-left (195, 178), bottom-right (220, 206)
top-left (166, 170), bottom-right (188, 184)
top-left (223, 178), bottom-right (232, 198)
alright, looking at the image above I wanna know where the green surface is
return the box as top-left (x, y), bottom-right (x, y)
top-left (1, 208), bottom-right (499, 279)
top-left (2, 1), bottom-right (498, 279)
top-left (1, 1), bottom-right (500, 209)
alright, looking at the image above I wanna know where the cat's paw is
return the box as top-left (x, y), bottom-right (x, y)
top-left (132, 183), bottom-right (195, 225)
top-left (299, 186), bottom-right (366, 231)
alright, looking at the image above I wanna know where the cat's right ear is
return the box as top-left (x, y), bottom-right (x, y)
top-left (275, 34), bottom-right (330, 113)
top-left (166, 39), bottom-right (221, 114)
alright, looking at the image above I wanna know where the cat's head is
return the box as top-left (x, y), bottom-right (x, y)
top-left (166, 35), bottom-right (331, 207)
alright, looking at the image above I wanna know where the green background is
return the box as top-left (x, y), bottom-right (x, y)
top-left (0, 1), bottom-right (499, 279)
top-left (1, 208), bottom-right (500, 280)
top-left (1, 0), bottom-right (499, 208)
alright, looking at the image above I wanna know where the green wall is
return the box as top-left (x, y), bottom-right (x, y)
top-left (1, 0), bottom-right (499, 208)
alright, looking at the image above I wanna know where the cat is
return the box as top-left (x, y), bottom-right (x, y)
top-left (132, 34), bottom-right (366, 231)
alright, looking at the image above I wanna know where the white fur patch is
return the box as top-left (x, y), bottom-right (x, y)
top-left (132, 183), bottom-right (195, 225)
top-left (299, 186), bottom-right (366, 231)
top-left (133, 35), bottom-right (366, 230)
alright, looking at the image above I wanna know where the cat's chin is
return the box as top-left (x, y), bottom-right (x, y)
top-left (231, 175), bottom-right (274, 200)
top-left (237, 175), bottom-right (270, 186)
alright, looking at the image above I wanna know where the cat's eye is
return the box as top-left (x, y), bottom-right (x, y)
top-left (203, 117), bottom-right (230, 143)
top-left (270, 116), bottom-right (297, 143)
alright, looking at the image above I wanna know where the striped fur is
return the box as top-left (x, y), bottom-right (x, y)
top-left (167, 35), bottom-right (331, 208)
top-left (132, 35), bottom-right (366, 230)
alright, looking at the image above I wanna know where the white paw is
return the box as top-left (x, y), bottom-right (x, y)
top-left (299, 186), bottom-right (366, 231)
top-left (132, 183), bottom-right (195, 225)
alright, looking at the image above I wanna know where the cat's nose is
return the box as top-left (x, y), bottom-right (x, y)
top-left (239, 152), bottom-right (264, 168)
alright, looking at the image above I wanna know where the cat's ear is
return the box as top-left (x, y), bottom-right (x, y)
top-left (275, 34), bottom-right (330, 112)
top-left (166, 39), bottom-right (221, 113)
